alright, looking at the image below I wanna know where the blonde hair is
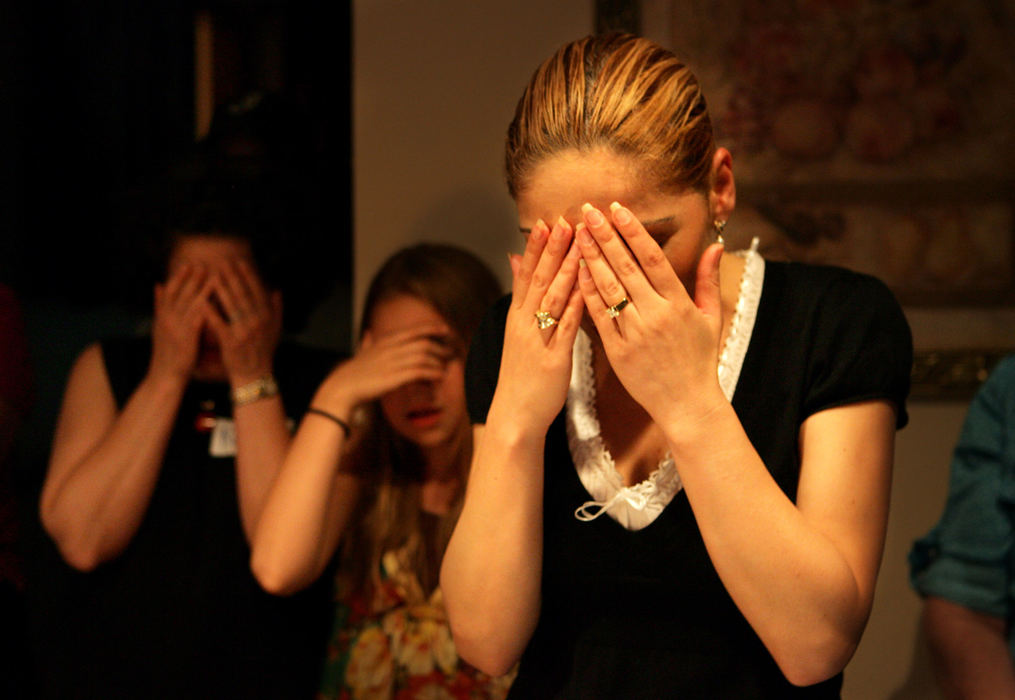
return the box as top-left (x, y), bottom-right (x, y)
top-left (506, 33), bottom-right (716, 199)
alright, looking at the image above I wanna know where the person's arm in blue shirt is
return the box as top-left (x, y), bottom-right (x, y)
top-left (911, 356), bottom-right (1015, 698)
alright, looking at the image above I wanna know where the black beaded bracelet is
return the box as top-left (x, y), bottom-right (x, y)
top-left (305, 407), bottom-right (351, 438)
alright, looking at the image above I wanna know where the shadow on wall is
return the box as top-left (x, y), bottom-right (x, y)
top-left (888, 623), bottom-right (942, 700)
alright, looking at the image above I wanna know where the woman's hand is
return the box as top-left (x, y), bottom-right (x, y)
top-left (204, 260), bottom-right (283, 387)
top-left (150, 263), bottom-right (213, 383)
top-left (312, 321), bottom-right (455, 419)
top-left (575, 202), bottom-right (725, 430)
top-left (490, 217), bottom-right (584, 435)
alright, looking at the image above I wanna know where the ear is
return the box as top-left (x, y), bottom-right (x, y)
top-left (708, 147), bottom-right (736, 223)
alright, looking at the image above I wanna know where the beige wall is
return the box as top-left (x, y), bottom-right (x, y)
top-left (353, 0), bottom-right (592, 328)
top-left (844, 401), bottom-right (967, 699)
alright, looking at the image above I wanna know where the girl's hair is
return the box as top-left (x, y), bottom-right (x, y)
top-left (506, 33), bottom-right (716, 199)
top-left (341, 244), bottom-right (502, 598)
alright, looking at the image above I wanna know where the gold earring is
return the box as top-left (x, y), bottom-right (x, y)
top-left (714, 220), bottom-right (726, 246)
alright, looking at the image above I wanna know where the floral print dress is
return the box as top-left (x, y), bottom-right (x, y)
top-left (319, 543), bottom-right (516, 700)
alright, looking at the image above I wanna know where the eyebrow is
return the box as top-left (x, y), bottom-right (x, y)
top-left (518, 215), bottom-right (676, 234)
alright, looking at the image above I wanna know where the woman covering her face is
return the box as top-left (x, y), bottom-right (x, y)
top-left (440, 33), bottom-right (912, 699)
top-left (251, 244), bottom-right (514, 698)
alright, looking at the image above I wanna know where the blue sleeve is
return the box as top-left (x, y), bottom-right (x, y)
top-left (909, 355), bottom-right (1015, 618)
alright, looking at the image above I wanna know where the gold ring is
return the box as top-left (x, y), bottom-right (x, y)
top-left (535, 310), bottom-right (558, 330)
top-left (606, 298), bottom-right (629, 319)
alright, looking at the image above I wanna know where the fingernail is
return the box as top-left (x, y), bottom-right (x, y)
top-left (581, 203), bottom-right (604, 227)
top-left (609, 202), bottom-right (631, 225)
top-left (532, 219), bottom-right (547, 242)
top-left (557, 215), bottom-right (571, 233)
top-left (578, 258), bottom-right (587, 268)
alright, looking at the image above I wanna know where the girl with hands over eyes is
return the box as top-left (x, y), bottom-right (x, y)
top-left (441, 34), bottom-right (912, 699)
top-left (251, 245), bottom-right (515, 699)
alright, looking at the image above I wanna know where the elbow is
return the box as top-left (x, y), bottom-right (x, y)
top-left (444, 592), bottom-right (527, 677)
top-left (449, 624), bottom-right (521, 677)
top-left (46, 529), bottom-right (105, 573)
top-left (39, 501), bottom-right (102, 573)
top-left (249, 550), bottom-right (311, 597)
top-left (772, 630), bottom-right (859, 688)
top-left (59, 546), bottom-right (103, 573)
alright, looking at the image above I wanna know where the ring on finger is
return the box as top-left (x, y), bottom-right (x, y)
top-left (606, 298), bottom-right (630, 319)
top-left (535, 310), bottom-right (559, 330)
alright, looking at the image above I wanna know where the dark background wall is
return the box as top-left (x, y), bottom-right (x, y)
top-left (1, 0), bottom-right (353, 470)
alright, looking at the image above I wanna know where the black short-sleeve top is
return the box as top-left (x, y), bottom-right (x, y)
top-left (464, 257), bottom-right (912, 699)
top-left (50, 337), bottom-right (340, 699)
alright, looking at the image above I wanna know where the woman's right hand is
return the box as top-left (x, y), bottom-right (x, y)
top-left (311, 322), bottom-right (454, 418)
top-left (491, 217), bottom-right (584, 435)
top-left (149, 263), bottom-right (213, 383)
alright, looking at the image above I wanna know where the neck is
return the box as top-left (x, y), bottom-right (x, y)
top-left (421, 423), bottom-right (469, 482)
top-left (419, 425), bottom-right (468, 515)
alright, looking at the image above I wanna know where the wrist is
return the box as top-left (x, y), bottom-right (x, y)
top-left (229, 364), bottom-right (275, 390)
top-left (311, 372), bottom-right (362, 420)
top-left (231, 375), bottom-right (280, 407)
top-left (659, 391), bottom-right (733, 458)
top-left (142, 368), bottom-right (190, 396)
top-left (484, 398), bottom-right (551, 452)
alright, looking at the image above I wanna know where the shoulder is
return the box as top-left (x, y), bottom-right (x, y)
top-left (765, 259), bottom-right (899, 308)
top-left (964, 354), bottom-right (1015, 423)
top-left (763, 260), bottom-right (909, 340)
top-left (760, 260), bottom-right (913, 425)
top-left (69, 342), bottom-right (107, 380)
top-left (980, 355), bottom-right (1015, 398)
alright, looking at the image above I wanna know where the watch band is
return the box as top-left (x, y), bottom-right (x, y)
top-left (231, 375), bottom-right (280, 407)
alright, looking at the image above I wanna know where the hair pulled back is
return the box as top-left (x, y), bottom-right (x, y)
top-left (506, 33), bottom-right (715, 199)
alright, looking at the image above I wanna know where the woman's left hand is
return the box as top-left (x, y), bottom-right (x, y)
top-left (576, 202), bottom-right (725, 430)
top-left (205, 259), bottom-right (284, 387)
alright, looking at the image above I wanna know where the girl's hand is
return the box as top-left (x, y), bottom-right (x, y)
top-left (490, 217), bottom-right (584, 435)
top-left (312, 322), bottom-right (455, 419)
top-left (150, 263), bottom-right (213, 382)
top-left (576, 202), bottom-right (725, 430)
top-left (204, 259), bottom-right (284, 387)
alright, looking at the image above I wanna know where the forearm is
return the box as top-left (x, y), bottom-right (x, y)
top-left (441, 414), bottom-right (545, 676)
top-left (250, 412), bottom-right (361, 595)
top-left (665, 403), bottom-right (874, 685)
top-left (41, 373), bottom-right (185, 570)
top-left (923, 596), bottom-right (1015, 699)
top-left (232, 394), bottom-right (292, 541)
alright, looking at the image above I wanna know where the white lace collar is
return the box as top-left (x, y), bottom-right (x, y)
top-left (565, 239), bottom-right (765, 531)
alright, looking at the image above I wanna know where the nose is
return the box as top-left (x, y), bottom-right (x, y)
top-left (405, 377), bottom-right (438, 400)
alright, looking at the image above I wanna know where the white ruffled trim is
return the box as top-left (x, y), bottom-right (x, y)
top-left (718, 238), bottom-right (764, 400)
top-left (566, 239), bottom-right (764, 531)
